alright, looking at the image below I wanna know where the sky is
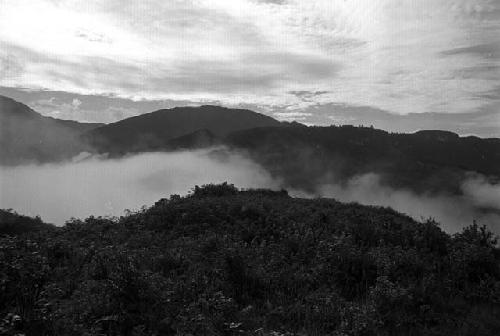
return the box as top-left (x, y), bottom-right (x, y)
top-left (0, 0), bottom-right (499, 135)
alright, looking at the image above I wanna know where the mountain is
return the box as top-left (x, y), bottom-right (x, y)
top-left (77, 103), bottom-right (499, 196)
top-left (226, 124), bottom-right (500, 195)
top-left (1, 184), bottom-right (499, 335)
top-left (0, 95), bottom-right (103, 165)
top-left (83, 105), bottom-right (281, 155)
top-left (163, 128), bottom-right (218, 150)
top-left (2, 94), bottom-right (499, 198)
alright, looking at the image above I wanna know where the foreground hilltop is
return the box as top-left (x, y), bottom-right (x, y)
top-left (1, 184), bottom-right (499, 335)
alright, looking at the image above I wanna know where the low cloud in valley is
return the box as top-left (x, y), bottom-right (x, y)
top-left (1, 148), bottom-right (499, 235)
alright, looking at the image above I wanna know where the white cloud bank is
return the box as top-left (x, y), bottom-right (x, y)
top-left (0, 150), bottom-right (279, 224)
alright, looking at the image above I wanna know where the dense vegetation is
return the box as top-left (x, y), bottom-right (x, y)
top-left (226, 125), bottom-right (500, 195)
top-left (1, 184), bottom-right (499, 335)
top-left (0, 209), bottom-right (54, 235)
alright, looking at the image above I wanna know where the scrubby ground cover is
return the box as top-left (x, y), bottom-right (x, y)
top-left (1, 184), bottom-right (499, 335)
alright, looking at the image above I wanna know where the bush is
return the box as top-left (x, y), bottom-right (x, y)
top-left (1, 185), bottom-right (499, 335)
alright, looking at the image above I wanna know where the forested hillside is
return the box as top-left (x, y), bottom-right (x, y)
top-left (0, 209), bottom-right (54, 235)
top-left (83, 106), bottom-right (282, 155)
top-left (1, 184), bottom-right (499, 335)
top-left (226, 125), bottom-right (500, 195)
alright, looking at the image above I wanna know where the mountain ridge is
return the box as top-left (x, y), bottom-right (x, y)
top-left (225, 124), bottom-right (500, 195)
top-left (0, 95), bottom-right (103, 164)
top-left (83, 104), bottom-right (283, 154)
top-left (1, 95), bottom-right (499, 198)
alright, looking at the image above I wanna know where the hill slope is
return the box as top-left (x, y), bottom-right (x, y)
top-left (1, 184), bottom-right (499, 335)
top-left (0, 95), bottom-right (102, 164)
top-left (0, 209), bottom-right (54, 235)
top-left (83, 105), bottom-right (281, 155)
top-left (226, 124), bottom-right (500, 195)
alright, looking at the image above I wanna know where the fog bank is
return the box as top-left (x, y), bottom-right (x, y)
top-left (1, 149), bottom-right (499, 234)
top-left (0, 149), bottom-right (279, 225)
top-left (315, 173), bottom-right (500, 234)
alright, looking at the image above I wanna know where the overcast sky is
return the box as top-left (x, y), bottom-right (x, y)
top-left (1, 0), bottom-right (499, 135)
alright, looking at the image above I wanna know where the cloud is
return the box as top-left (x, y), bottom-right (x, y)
top-left (316, 173), bottom-right (500, 234)
top-left (288, 91), bottom-right (330, 100)
top-left (71, 98), bottom-right (82, 109)
top-left (0, 149), bottom-right (279, 224)
top-left (75, 28), bottom-right (112, 44)
top-left (273, 111), bottom-right (312, 121)
top-left (0, 0), bottom-right (498, 117)
top-left (0, 86), bottom-right (217, 123)
top-left (274, 102), bottom-right (500, 137)
top-left (462, 175), bottom-right (500, 209)
top-left (450, 65), bottom-right (500, 80)
top-left (29, 96), bottom-right (86, 120)
top-left (256, 0), bottom-right (287, 4)
top-left (0, 40), bottom-right (338, 104)
top-left (441, 43), bottom-right (500, 59)
top-left (28, 95), bottom-right (143, 122)
top-left (1, 147), bottom-right (498, 234)
top-left (0, 53), bottom-right (24, 79)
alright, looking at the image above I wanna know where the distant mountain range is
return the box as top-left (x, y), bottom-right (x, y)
top-left (1, 95), bottom-right (499, 197)
top-left (226, 125), bottom-right (500, 195)
top-left (83, 105), bottom-right (281, 155)
top-left (0, 95), bottom-right (102, 165)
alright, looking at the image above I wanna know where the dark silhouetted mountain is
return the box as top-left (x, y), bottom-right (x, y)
top-left (83, 105), bottom-right (281, 154)
top-left (413, 130), bottom-right (460, 142)
top-left (226, 124), bottom-right (500, 195)
top-left (0, 95), bottom-right (103, 164)
top-left (1, 184), bottom-right (499, 335)
top-left (164, 128), bottom-right (219, 150)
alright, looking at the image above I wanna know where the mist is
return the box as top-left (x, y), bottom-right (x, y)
top-left (315, 173), bottom-right (500, 234)
top-left (0, 148), bottom-right (279, 225)
top-left (1, 148), bottom-right (499, 234)
top-left (462, 175), bottom-right (500, 210)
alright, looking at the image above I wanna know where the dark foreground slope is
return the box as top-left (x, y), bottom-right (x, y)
top-left (0, 209), bottom-right (54, 235)
top-left (0, 95), bottom-right (102, 165)
top-left (1, 184), bottom-right (500, 336)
